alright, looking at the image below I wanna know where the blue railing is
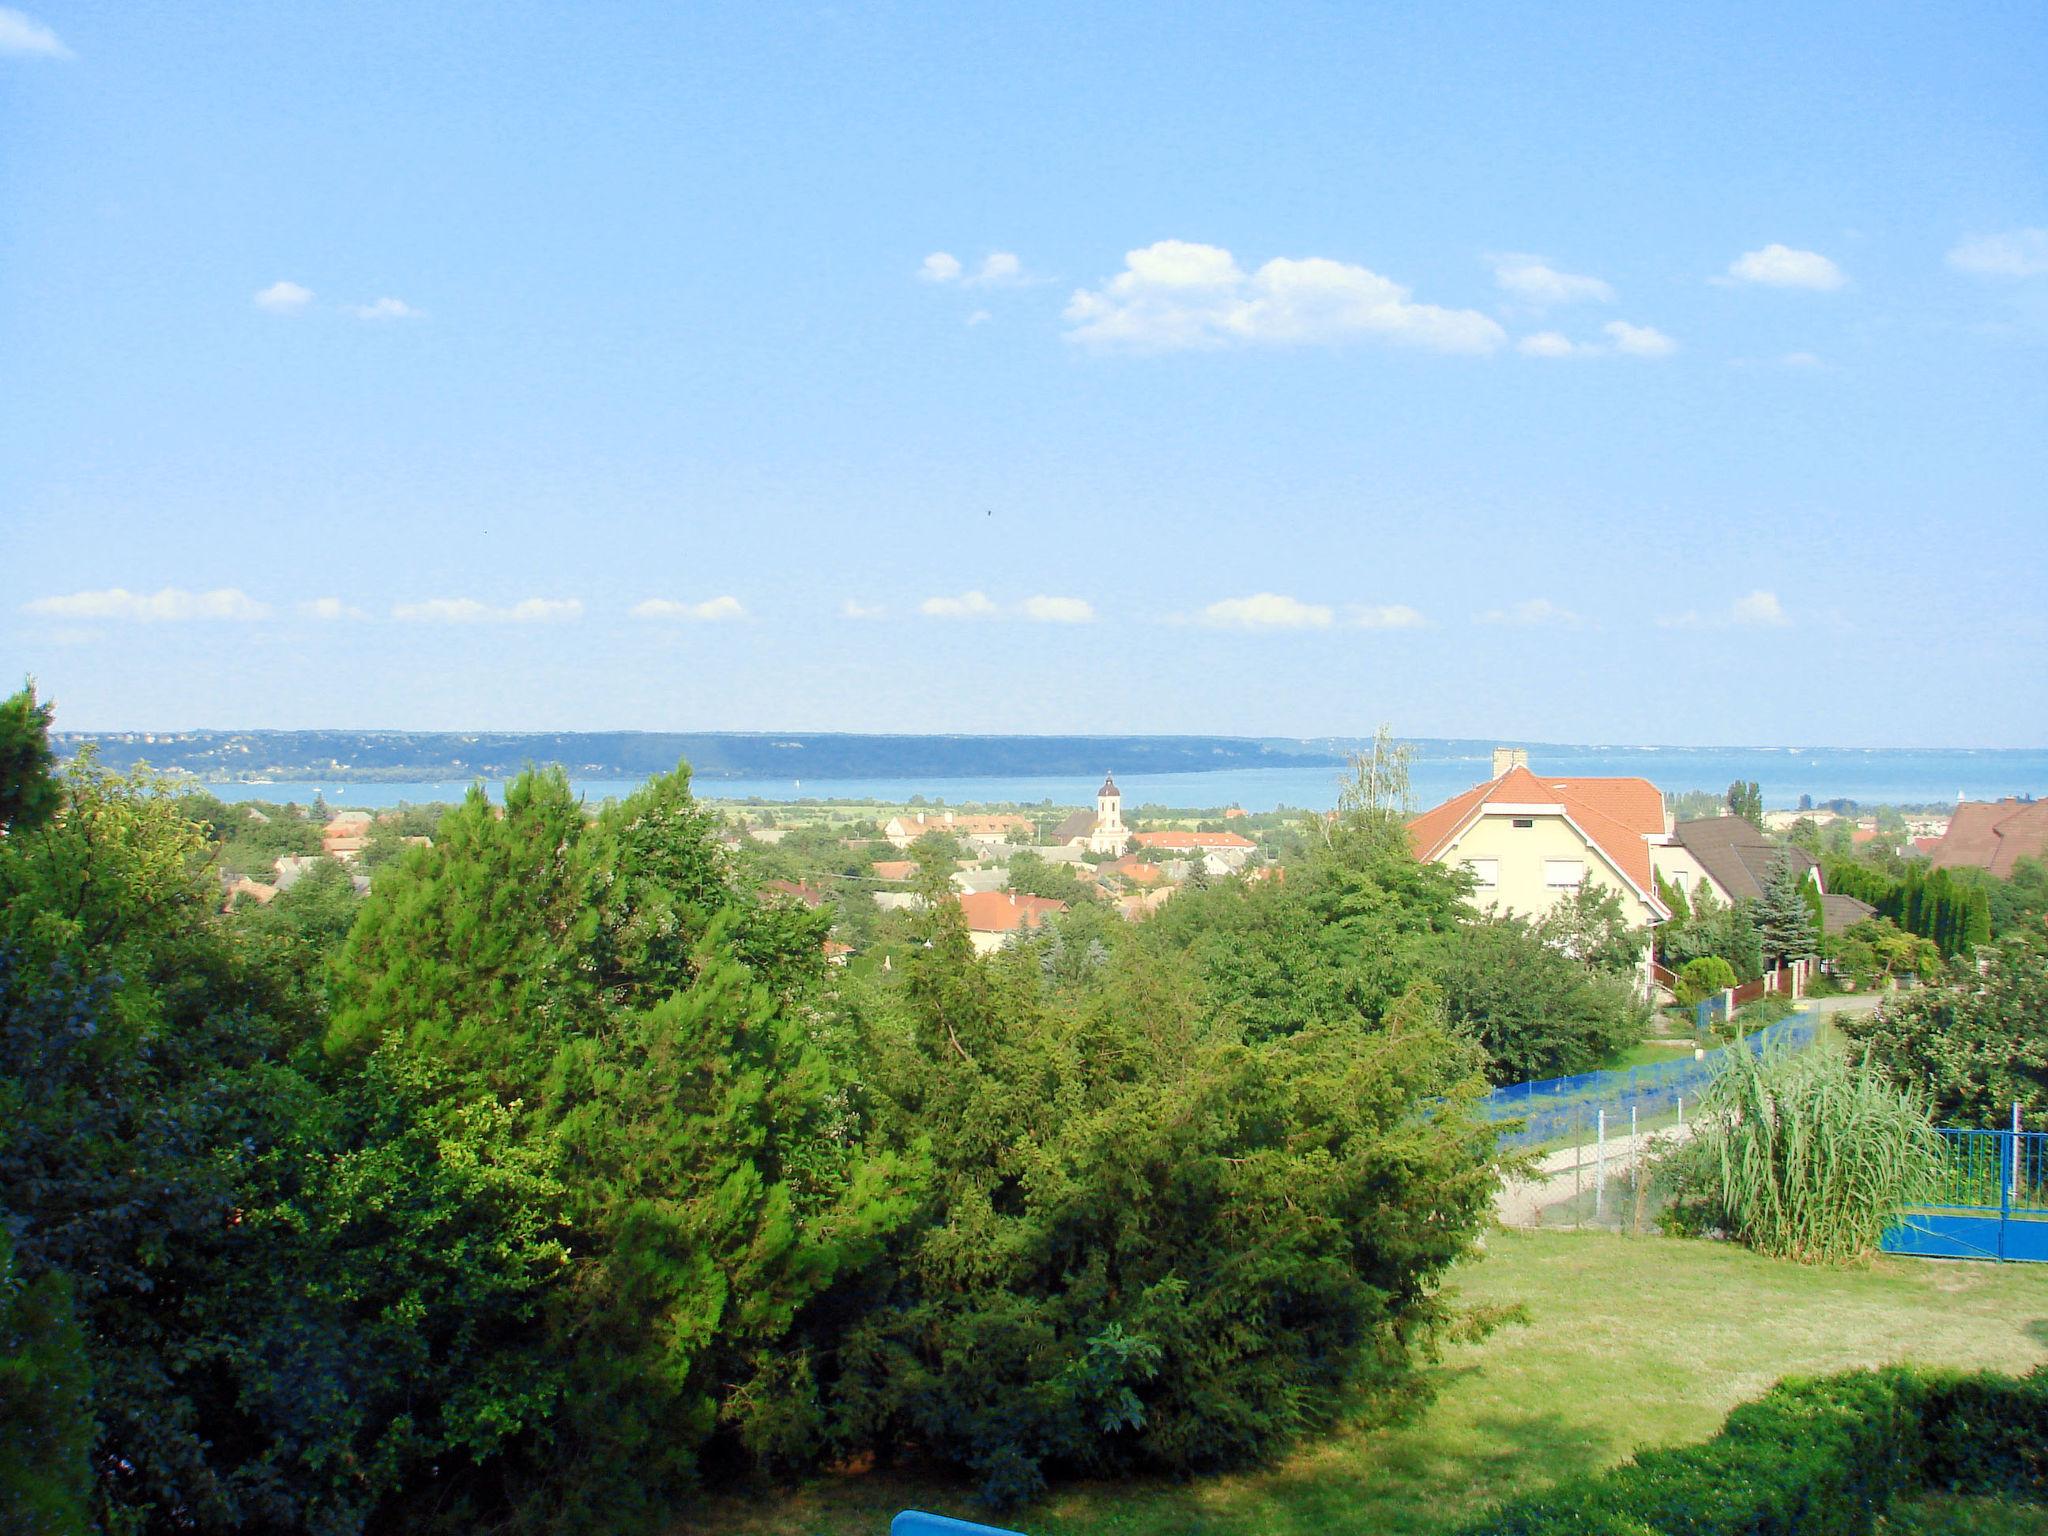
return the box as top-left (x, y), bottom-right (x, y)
top-left (1883, 1128), bottom-right (2048, 1264)
top-left (1479, 1016), bottom-right (1819, 1149)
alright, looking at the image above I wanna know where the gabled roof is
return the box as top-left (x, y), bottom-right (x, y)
top-left (1672, 816), bottom-right (1816, 902)
top-left (763, 878), bottom-right (828, 908)
top-left (957, 890), bottom-right (1065, 934)
top-left (1407, 765), bottom-right (1668, 906)
top-left (1131, 830), bottom-right (1256, 850)
top-left (1053, 809), bottom-right (1098, 843)
top-left (1819, 893), bottom-right (1875, 935)
top-left (1929, 799), bottom-right (2048, 877)
top-left (871, 860), bottom-right (918, 882)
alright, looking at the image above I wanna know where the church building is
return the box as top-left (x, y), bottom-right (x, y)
top-left (1053, 774), bottom-right (1131, 857)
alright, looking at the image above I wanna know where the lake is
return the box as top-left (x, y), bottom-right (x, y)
top-left (191, 744), bottom-right (2048, 814)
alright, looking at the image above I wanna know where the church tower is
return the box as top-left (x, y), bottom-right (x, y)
top-left (1091, 773), bottom-right (1127, 854)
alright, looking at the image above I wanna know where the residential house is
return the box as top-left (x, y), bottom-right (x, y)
top-left (272, 854), bottom-right (322, 891)
top-left (1051, 775), bottom-right (1132, 856)
top-left (1105, 854), bottom-right (1168, 888)
top-left (950, 866), bottom-right (1009, 896)
top-left (957, 890), bottom-right (1066, 956)
top-left (1660, 814), bottom-right (1819, 904)
top-left (324, 810), bottom-right (374, 837)
top-left (822, 940), bottom-right (853, 967)
top-left (1116, 886), bottom-right (1175, 921)
top-left (763, 878), bottom-right (828, 908)
top-left (322, 835), bottom-right (368, 863)
top-left (1926, 798), bottom-right (2048, 877)
top-left (1407, 748), bottom-right (1670, 931)
top-left (1129, 830), bottom-right (1257, 854)
top-left (870, 859), bottom-right (919, 883)
top-left (883, 810), bottom-right (1032, 849)
top-left (223, 875), bottom-right (278, 909)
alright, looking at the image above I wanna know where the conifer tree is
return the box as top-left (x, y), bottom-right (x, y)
top-left (1756, 852), bottom-right (1818, 967)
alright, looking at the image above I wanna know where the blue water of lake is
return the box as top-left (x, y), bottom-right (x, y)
top-left (197, 744), bottom-right (2048, 814)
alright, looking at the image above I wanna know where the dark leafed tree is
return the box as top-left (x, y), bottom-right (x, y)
top-left (1726, 779), bottom-right (1765, 827)
top-left (0, 683), bottom-right (59, 835)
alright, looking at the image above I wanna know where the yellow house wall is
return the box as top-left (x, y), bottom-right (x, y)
top-left (1441, 811), bottom-right (1657, 927)
top-left (1647, 844), bottom-right (1730, 907)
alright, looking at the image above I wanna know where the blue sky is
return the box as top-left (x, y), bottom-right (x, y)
top-left (3, 1), bottom-right (2044, 745)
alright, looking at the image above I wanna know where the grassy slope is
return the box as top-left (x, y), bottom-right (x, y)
top-left (672, 1230), bottom-right (2048, 1536)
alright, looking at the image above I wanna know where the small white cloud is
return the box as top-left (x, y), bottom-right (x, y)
top-left (254, 280), bottom-right (314, 314)
top-left (351, 297), bottom-right (422, 321)
top-left (25, 586), bottom-right (272, 622)
top-left (1492, 255), bottom-right (1614, 308)
top-left (1721, 244), bottom-right (1845, 290)
top-left (1021, 595), bottom-right (1095, 624)
top-left (1658, 589), bottom-right (1791, 630)
top-left (1196, 592), bottom-right (1334, 630)
top-left (918, 252), bottom-right (964, 283)
top-left (1947, 229), bottom-right (2048, 278)
top-left (919, 590), bottom-right (1000, 619)
top-left (840, 599), bottom-right (886, 620)
top-left (1730, 589), bottom-right (1790, 627)
top-left (299, 597), bottom-right (368, 621)
top-left (1603, 319), bottom-right (1677, 357)
top-left (1064, 240), bottom-right (1506, 355)
top-left (0, 8), bottom-right (71, 57)
top-left (392, 596), bottom-right (583, 624)
top-left (1517, 331), bottom-right (1581, 357)
top-left (630, 595), bottom-right (746, 622)
top-left (1479, 598), bottom-right (1583, 627)
top-left (919, 250), bottom-right (1030, 289)
top-left (1348, 604), bottom-right (1427, 630)
top-left (1781, 351), bottom-right (1824, 369)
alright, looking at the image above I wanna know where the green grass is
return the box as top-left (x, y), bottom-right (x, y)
top-left (670, 1231), bottom-right (2048, 1536)
top-left (1881, 1495), bottom-right (2048, 1534)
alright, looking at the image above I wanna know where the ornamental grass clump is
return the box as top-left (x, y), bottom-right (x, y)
top-left (1684, 1041), bottom-right (1940, 1264)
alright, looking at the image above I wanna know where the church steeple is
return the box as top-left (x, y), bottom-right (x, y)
top-left (1096, 772), bottom-right (1122, 837)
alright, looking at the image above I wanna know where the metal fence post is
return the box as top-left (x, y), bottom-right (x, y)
top-left (1595, 1108), bottom-right (1606, 1221)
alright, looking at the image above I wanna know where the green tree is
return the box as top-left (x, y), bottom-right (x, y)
top-left (1433, 916), bottom-right (1649, 1081)
top-left (1840, 934), bottom-right (2048, 1125)
top-left (0, 1226), bottom-right (92, 1536)
top-left (1727, 779), bottom-right (1764, 826)
top-left (0, 684), bottom-right (59, 835)
top-left (1534, 882), bottom-right (1649, 977)
top-left (1755, 852), bottom-right (1819, 967)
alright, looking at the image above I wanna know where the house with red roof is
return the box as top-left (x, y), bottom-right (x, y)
top-left (1129, 830), bottom-right (1256, 851)
top-left (1926, 798), bottom-right (2048, 877)
top-left (956, 890), bottom-right (1066, 956)
top-left (1407, 748), bottom-right (1673, 935)
top-left (763, 878), bottom-right (828, 908)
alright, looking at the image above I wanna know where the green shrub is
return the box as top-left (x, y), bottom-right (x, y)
top-left (1674, 956), bottom-right (1737, 1007)
top-left (1460, 1365), bottom-right (2048, 1535)
top-left (1661, 1043), bottom-right (1939, 1265)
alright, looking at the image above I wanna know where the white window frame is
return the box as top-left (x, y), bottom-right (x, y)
top-left (1464, 857), bottom-right (1499, 888)
top-left (1543, 858), bottom-right (1586, 889)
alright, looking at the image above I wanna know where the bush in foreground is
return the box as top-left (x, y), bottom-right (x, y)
top-left (1459, 1364), bottom-right (2048, 1535)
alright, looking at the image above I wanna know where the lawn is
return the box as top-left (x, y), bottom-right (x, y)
top-left (670, 1230), bottom-right (2048, 1536)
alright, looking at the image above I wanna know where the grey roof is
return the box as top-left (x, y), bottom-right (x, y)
top-left (1820, 893), bottom-right (1875, 936)
top-left (1053, 809), bottom-right (1097, 843)
top-left (1672, 816), bottom-right (1817, 902)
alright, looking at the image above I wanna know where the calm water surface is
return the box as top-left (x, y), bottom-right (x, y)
top-left (197, 745), bottom-right (2048, 814)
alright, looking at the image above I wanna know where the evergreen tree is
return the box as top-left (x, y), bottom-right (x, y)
top-left (1726, 779), bottom-right (1764, 827)
top-left (0, 683), bottom-right (59, 835)
top-left (1756, 853), bottom-right (1818, 967)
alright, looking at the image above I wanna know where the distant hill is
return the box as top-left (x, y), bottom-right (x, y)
top-left (52, 729), bottom-right (1355, 784)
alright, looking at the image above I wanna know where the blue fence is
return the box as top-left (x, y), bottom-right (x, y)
top-left (1882, 1128), bottom-right (2048, 1264)
top-left (1479, 1016), bottom-right (1819, 1149)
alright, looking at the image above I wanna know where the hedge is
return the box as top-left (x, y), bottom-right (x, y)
top-left (1457, 1365), bottom-right (2048, 1535)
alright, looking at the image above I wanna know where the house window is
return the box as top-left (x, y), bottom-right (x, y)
top-left (1544, 859), bottom-right (1586, 888)
top-left (1512, 817), bottom-right (1534, 829)
top-left (1671, 870), bottom-right (1690, 890)
top-left (1463, 858), bottom-right (1499, 888)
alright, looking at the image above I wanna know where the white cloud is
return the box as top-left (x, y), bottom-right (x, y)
top-left (392, 597), bottom-right (583, 624)
top-left (1492, 255), bottom-right (1613, 308)
top-left (254, 280), bottom-right (314, 314)
top-left (1064, 240), bottom-right (1506, 354)
top-left (1479, 597), bottom-right (1583, 627)
top-left (1721, 244), bottom-right (1845, 290)
top-left (1195, 592), bottom-right (1334, 630)
top-left (1730, 589), bottom-right (1790, 627)
top-left (630, 595), bottom-right (745, 622)
top-left (840, 599), bottom-right (886, 620)
top-left (919, 590), bottom-right (1000, 619)
top-left (1781, 351), bottom-right (1824, 369)
top-left (25, 586), bottom-right (271, 622)
top-left (1947, 229), bottom-right (2048, 278)
top-left (918, 250), bottom-right (1025, 287)
top-left (351, 296), bottom-right (422, 321)
top-left (966, 309), bottom-right (991, 326)
top-left (1348, 604), bottom-right (1427, 629)
top-left (299, 597), bottom-right (368, 620)
top-left (1603, 319), bottom-right (1677, 357)
top-left (1021, 595), bottom-right (1095, 624)
top-left (0, 8), bottom-right (70, 57)
top-left (1658, 589), bottom-right (1791, 630)
top-left (1517, 321), bottom-right (1675, 358)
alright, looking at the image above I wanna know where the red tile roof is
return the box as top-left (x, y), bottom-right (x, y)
top-left (1928, 799), bottom-right (2048, 877)
top-left (1131, 830), bottom-right (1256, 850)
top-left (870, 860), bottom-right (918, 882)
top-left (1407, 765), bottom-right (1667, 904)
top-left (763, 879), bottom-right (828, 907)
top-left (956, 890), bottom-right (1066, 933)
